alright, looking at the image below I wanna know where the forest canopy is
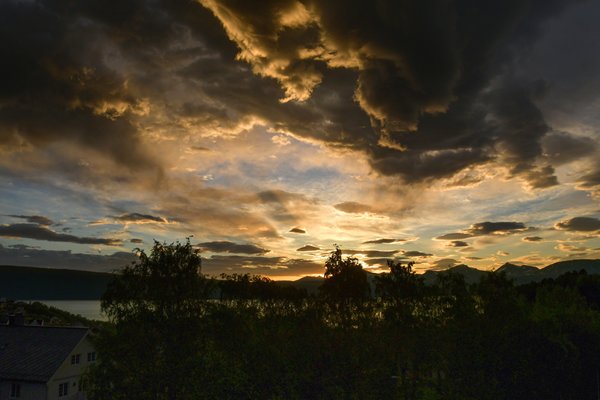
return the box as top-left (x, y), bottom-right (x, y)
top-left (86, 241), bottom-right (600, 400)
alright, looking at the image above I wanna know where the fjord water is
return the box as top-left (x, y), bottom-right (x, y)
top-left (29, 300), bottom-right (105, 321)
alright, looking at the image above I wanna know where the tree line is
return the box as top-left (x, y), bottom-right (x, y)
top-left (85, 241), bottom-right (600, 400)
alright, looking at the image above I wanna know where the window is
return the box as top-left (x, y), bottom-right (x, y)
top-left (10, 383), bottom-right (20, 398)
top-left (59, 382), bottom-right (69, 397)
top-left (87, 351), bottom-right (96, 362)
top-left (71, 354), bottom-right (80, 364)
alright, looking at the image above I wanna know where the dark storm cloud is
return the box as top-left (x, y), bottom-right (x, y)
top-left (542, 132), bottom-right (597, 166)
top-left (345, 250), bottom-right (400, 258)
top-left (523, 236), bottom-right (543, 242)
top-left (253, 190), bottom-right (317, 216)
top-left (402, 251), bottom-right (432, 258)
top-left (449, 241), bottom-right (469, 247)
top-left (297, 245), bottom-right (320, 252)
top-left (334, 202), bottom-right (373, 214)
top-left (432, 258), bottom-right (459, 270)
top-left (437, 221), bottom-right (530, 242)
top-left (199, 0), bottom-right (457, 125)
top-left (556, 243), bottom-right (587, 253)
top-left (289, 227), bottom-right (306, 234)
top-left (197, 241), bottom-right (269, 255)
top-left (367, 78), bottom-right (559, 186)
top-left (436, 233), bottom-right (473, 240)
top-left (114, 213), bottom-right (168, 224)
top-left (362, 238), bottom-right (406, 244)
top-left (467, 222), bottom-right (528, 235)
top-left (483, 82), bottom-right (548, 170)
top-left (1, 0), bottom-right (593, 193)
top-left (8, 215), bottom-right (53, 226)
top-left (256, 190), bottom-right (316, 205)
top-left (578, 165), bottom-right (600, 191)
top-left (369, 147), bottom-right (491, 183)
top-left (364, 257), bottom-right (408, 267)
top-left (555, 217), bottom-right (600, 232)
top-left (130, 238), bottom-right (144, 244)
top-left (155, 182), bottom-right (284, 240)
top-left (0, 0), bottom-right (240, 178)
top-left (0, 223), bottom-right (120, 245)
top-left (0, 244), bottom-right (135, 272)
top-left (0, 0), bottom-right (162, 170)
top-left (251, 190), bottom-right (319, 226)
top-left (520, 0), bottom-right (600, 165)
top-left (199, 0), bottom-right (587, 187)
top-left (190, 146), bottom-right (212, 152)
top-left (9, 244), bottom-right (39, 250)
top-left (178, 48), bottom-right (377, 156)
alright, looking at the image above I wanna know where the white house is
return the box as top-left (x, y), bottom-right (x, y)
top-left (0, 322), bottom-right (96, 400)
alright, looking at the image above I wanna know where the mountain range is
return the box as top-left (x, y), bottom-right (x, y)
top-left (421, 259), bottom-right (600, 285)
top-left (2, 259), bottom-right (600, 300)
top-left (275, 259), bottom-right (600, 293)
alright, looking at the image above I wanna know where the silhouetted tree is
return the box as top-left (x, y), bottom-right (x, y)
top-left (218, 273), bottom-right (306, 300)
top-left (83, 239), bottom-right (600, 400)
top-left (87, 240), bottom-right (213, 400)
top-left (375, 260), bottom-right (421, 300)
top-left (319, 246), bottom-right (370, 301)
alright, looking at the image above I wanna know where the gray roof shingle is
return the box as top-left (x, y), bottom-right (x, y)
top-left (0, 326), bottom-right (88, 382)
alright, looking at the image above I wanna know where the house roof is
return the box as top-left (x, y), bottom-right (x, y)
top-left (0, 325), bottom-right (88, 382)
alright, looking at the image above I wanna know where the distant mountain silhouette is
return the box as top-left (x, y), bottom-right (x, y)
top-left (495, 262), bottom-right (540, 284)
top-left (496, 262), bottom-right (537, 273)
top-left (421, 259), bottom-right (600, 286)
top-left (278, 272), bottom-right (380, 295)
top-left (0, 265), bottom-right (113, 300)
top-left (542, 259), bottom-right (600, 277)
top-left (277, 276), bottom-right (324, 295)
top-left (2, 259), bottom-right (600, 299)
top-left (422, 264), bottom-right (487, 285)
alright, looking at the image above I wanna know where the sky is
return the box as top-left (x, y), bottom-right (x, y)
top-left (1, 0), bottom-right (600, 279)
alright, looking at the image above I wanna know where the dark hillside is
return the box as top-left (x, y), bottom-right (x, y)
top-left (542, 259), bottom-right (600, 278)
top-left (0, 265), bottom-right (114, 300)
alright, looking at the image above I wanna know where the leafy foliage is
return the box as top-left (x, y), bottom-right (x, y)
top-left (217, 273), bottom-right (306, 300)
top-left (87, 244), bottom-right (600, 399)
top-left (319, 246), bottom-right (370, 301)
top-left (87, 240), bottom-right (212, 400)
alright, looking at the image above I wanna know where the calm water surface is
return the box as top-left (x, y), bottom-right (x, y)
top-left (29, 300), bottom-right (105, 321)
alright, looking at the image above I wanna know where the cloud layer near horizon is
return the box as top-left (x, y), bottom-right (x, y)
top-left (0, 224), bottom-right (120, 246)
